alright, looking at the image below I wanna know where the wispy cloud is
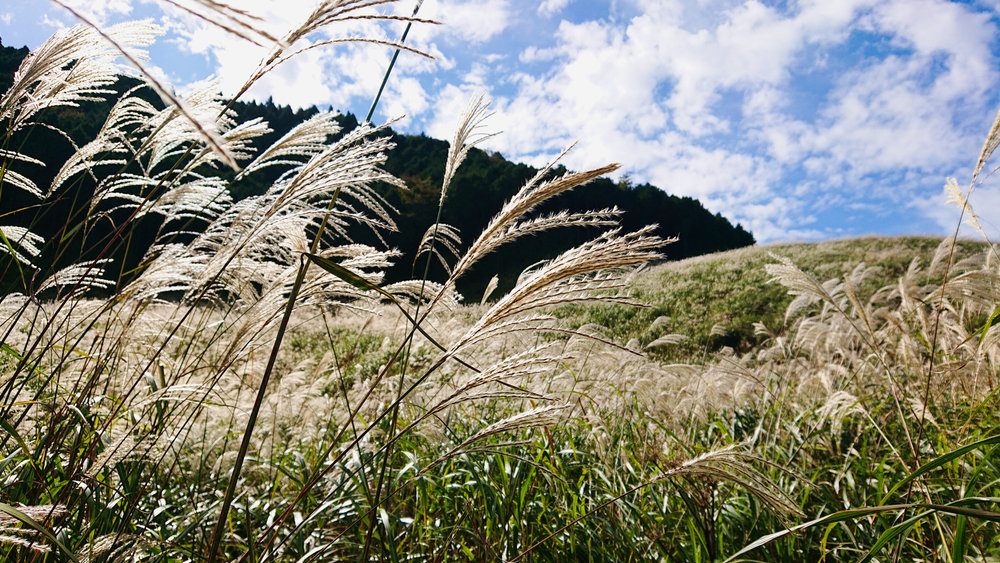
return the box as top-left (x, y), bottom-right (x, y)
top-left (46, 0), bottom-right (134, 26)
top-left (420, 0), bottom-right (512, 44)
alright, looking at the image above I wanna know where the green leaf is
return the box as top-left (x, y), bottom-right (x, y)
top-left (728, 500), bottom-right (1000, 562)
top-left (859, 500), bottom-right (1000, 563)
top-left (0, 343), bottom-right (21, 360)
top-left (0, 503), bottom-right (79, 562)
top-left (980, 306), bottom-right (1000, 345)
top-left (305, 253), bottom-right (398, 304)
top-left (0, 415), bottom-right (39, 472)
top-left (858, 510), bottom-right (925, 563)
top-left (725, 505), bottom-right (914, 562)
top-left (880, 434), bottom-right (1000, 504)
top-left (59, 220), bottom-right (85, 244)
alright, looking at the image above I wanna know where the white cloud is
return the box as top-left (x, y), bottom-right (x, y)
top-left (1, 12), bottom-right (12, 26)
top-left (152, 0), bottom-right (444, 118)
top-left (418, 0), bottom-right (511, 44)
top-left (538, 0), bottom-right (573, 17)
top-left (133, 0), bottom-right (996, 242)
top-left (430, 0), bottom-right (999, 242)
top-left (46, 0), bottom-right (134, 26)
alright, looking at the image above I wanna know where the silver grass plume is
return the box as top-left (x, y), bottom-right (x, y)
top-left (766, 253), bottom-right (838, 312)
top-left (454, 227), bottom-right (663, 353)
top-left (236, 111), bottom-right (344, 180)
top-left (972, 105), bottom-right (1000, 184)
top-left (480, 274), bottom-right (499, 305)
top-left (52, 2), bottom-right (241, 169)
top-left (458, 404), bottom-right (570, 448)
top-left (140, 177), bottom-right (234, 227)
top-left (135, 80), bottom-right (252, 173)
top-left (0, 150), bottom-right (46, 199)
top-left (0, 21), bottom-right (159, 198)
top-left (48, 85), bottom-right (158, 196)
top-left (0, 226), bottom-right (44, 266)
top-left (449, 154), bottom-right (626, 285)
top-left (0, 504), bottom-right (68, 554)
top-left (0, 21), bottom-right (159, 133)
top-left (646, 333), bottom-right (688, 349)
top-left (416, 223), bottom-right (462, 274)
top-left (383, 279), bottom-right (461, 306)
top-left (36, 260), bottom-right (114, 295)
top-left (143, 122), bottom-right (400, 302)
top-left (945, 177), bottom-right (990, 242)
top-left (440, 95), bottom-right (494, 205)
top-left (78, 533), bottom-right (148, 563)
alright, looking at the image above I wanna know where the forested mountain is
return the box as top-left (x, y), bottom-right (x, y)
top-left (374, 134), bottom-right (754, 296)
top-left (0, 43), bottom-right (753, 298)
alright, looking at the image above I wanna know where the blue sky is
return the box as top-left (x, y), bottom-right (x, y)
top-left (3, 0), bottom-right (1000, 242)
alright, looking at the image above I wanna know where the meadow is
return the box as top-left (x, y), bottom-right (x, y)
top-left (2, 2), bottom-right (1000, 561)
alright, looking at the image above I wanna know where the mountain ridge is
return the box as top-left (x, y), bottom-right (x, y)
top-left (0, 42), bottom-right (754, 297)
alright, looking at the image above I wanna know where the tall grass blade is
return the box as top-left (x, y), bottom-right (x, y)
top-left (880, 434), bottom-right (1000, 504)
top-left (0, 503), bottom-right (78, 562)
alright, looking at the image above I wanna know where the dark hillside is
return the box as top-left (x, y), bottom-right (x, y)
top-left (0, 43), bottom-right (753, 299)
top-left (373, 133), bottom-right (754, 297)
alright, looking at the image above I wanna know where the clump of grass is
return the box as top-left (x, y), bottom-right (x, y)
top-left (1, 2), bottom-right (798, 560)
top-left (6, 2), bottom-right (998, 561)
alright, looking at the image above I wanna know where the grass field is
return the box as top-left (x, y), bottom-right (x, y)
top-left (2, 3), bottom-right (1000, 561)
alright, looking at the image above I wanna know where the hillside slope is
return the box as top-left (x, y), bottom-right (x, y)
top-left (559, 235), bottom-right (989, 360)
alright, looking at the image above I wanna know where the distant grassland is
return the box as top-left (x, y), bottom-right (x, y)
top-left (558, 235), bottom-right (988, 360)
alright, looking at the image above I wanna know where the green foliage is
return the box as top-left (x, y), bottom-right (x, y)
top-left (555, 236), bottom-right (987, 360)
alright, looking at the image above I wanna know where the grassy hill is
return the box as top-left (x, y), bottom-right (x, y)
top-left (555, 235), bottom-right (988, 360)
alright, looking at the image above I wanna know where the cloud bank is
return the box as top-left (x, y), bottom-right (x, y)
top-left (13, 0), bottom-right (1000, 242)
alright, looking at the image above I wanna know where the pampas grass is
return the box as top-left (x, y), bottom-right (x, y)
top-left (5, 1), bottom-right (1000, 560)
top-left (0, 2), bottom-right (712, 559)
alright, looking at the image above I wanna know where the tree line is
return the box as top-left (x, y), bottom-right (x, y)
top-left (0, 43), bottom-right (753, 299)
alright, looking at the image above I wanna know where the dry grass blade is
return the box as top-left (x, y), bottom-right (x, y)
top-left (158, 0), bottom-right (288, 48)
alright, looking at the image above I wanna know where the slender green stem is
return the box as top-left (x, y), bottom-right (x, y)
top-left (206, 188), bottom-right (341, 561)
